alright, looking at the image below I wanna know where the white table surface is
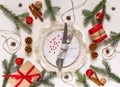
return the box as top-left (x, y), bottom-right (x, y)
top-left (0, 0), bottom-right (120, 87)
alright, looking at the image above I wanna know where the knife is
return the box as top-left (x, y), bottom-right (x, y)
top-left (56, 23), bottom-right (68, 71)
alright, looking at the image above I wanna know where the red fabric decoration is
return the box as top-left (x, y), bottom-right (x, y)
top-left (88, 24), bottom-right (107, 43)
top-left (3, 65), bottom-right (40, 87)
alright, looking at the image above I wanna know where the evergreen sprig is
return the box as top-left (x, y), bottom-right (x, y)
top-left (104, 31), bottom-right (120, 47)
top-left (0, 4), bottom-right (31, 33)
top-left (30, 70), bottom-right (57, 87)
top-left (90, 60), bottom-right (120, 83)
top-left (2, 54), bottom-right (17, 87)
top-left (75, 71), bottom-right (89, 87)
top-left (44, 0), bottom-right (60, 21)
top-left (82, 0), bottom-right (110, 26)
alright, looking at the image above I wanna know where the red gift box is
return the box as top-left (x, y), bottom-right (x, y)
top-left (3, 61), bottom-right (40, 87)
top-left (89, 24), bottom-right (107, 43)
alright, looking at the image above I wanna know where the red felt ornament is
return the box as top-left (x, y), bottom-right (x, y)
top-left (96, 13), bottom-right (104, 20)
top-left (15, 58), bottom-right (24, 65)
top-left (26, 16), bottom-right (33, 24)
top-left (89, 24), bottom-right (107, 43)
top-left (86, 69), bottom-right (93, 77)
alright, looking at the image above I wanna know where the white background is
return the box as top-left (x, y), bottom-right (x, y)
top-left (0, 0), bottom-right (120, 87)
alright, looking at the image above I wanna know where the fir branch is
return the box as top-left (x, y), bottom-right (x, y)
top-left (30, 70), bottom-right (56, 87)
top-left (90, 60), bottom-right (120, 83)
top-left (44, 0), bottom-right (60, 21)
top-left (2, 59), bottom-right (8, 74)
top-left (0, 4), bottom-right (31, 33)
top-left (75, 71), bottom-right (89, 87)
top-left (104, 31), bottom-right (120, 47)
top-left (2, 54), bottom-right (17, 87)
top-left (103, 60), bottom-right (111, 73)
top-left (82, 0), bottom-right (110, 26)
top-left (18, 12), bottom-right (29, 19)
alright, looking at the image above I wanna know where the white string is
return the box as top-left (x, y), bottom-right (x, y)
top-left (61, 0), bottom-right (87, 23)
top-left (0, 30), bottom-right (22, 55)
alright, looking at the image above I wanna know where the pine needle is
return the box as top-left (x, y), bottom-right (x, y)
top-left (104, 31), bottom-right (120, 47)
top-left (82, 0), bottom-right (110, 26)
top-left (44, 0), bottom-right (60, 21)
top-left (75, 71), bottom-right (89, 87)
top-left (2, 54), bottom-right (17, 87)
top-left (90, 60), bottom-right (120, 83)
top-left (30, 70), bottom-right (56, 87)
top-left (0, 4), bottom-right (31, 33)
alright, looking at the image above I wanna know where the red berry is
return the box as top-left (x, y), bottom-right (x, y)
top-left (15, 58), bottom-right (24, 65)
top-left (96, 13), bottom-right (104, 20)
top-left (86, 69), bottom-right (93, 77)
top-left (26, 16), bottom-right (33, 24)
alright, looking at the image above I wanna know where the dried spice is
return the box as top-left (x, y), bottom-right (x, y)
top-left (89, 43), bottom-right (97, 51)
top-left (25, 45), bottom-right (32, 53)
top-left (91, 51), bottom-right (98, 59)
top-left (25, 37), bottom-right (33, 44)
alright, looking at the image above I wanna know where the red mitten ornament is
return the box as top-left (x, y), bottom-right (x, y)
top-left (89, 24), bottom-right (107, 43)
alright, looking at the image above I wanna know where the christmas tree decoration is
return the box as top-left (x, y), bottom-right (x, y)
top-left (82, 0), bottom-right (110, 26)
top-left (89, 24), bottom-right (107, 43)
top-left (0, 5), bottom-right (32, 33)
top-left (30, 69), bottom-right (57, 87)
top-left (29, 2), bottom-right (43, 21)
top-left (104, 31), bottom-right (120, 47)
top-left (96, 13), bottom-right (104, 20)
top-left (86, 69), bottom-right (93, 77)
top-left (2, 54), bottom-right (17, 87)
top-left (3, 61), bottom-right (41, 87)
top-left (76, 71), bottom-right (89, 87)
top-left (44, 0), bottom-right (60, 21)
top-left (90, 60), bottom-right (120, 83)
top-left (86, 69), bottom-right (107, 86)
top-left (15, 58), bottom-right (24, 65)
top-left (26, 16), bottom-right (33, 25)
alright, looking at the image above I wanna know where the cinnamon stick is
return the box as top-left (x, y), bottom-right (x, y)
top-left (90, 77), bottom-right (101, 86)
top-left (29, 5), bottom-right (37, 19)
top-left (93, 71), bottom-right (99, 81)
top-left (31, 3), bottom-right (42, 15)
top-left (33, 8), bottom-right (43, 22)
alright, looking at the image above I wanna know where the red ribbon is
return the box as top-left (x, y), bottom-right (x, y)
top-left (3, 66), bottom-right (40, 87)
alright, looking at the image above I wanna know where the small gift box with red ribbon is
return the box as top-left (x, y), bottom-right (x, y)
top-left (88, 24), bottom-right (107, 43)
top-left (3, 61), bottom-right (40, 87)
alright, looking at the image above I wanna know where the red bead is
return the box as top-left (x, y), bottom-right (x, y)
top-left (15, 58), bottom-right (24, 65)
top-left (86, 69), bottom-right (93, 77)
top-left (96, 13), bottom-right (104, 20)
top-left (26, 16), bottom-right (33, 24)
